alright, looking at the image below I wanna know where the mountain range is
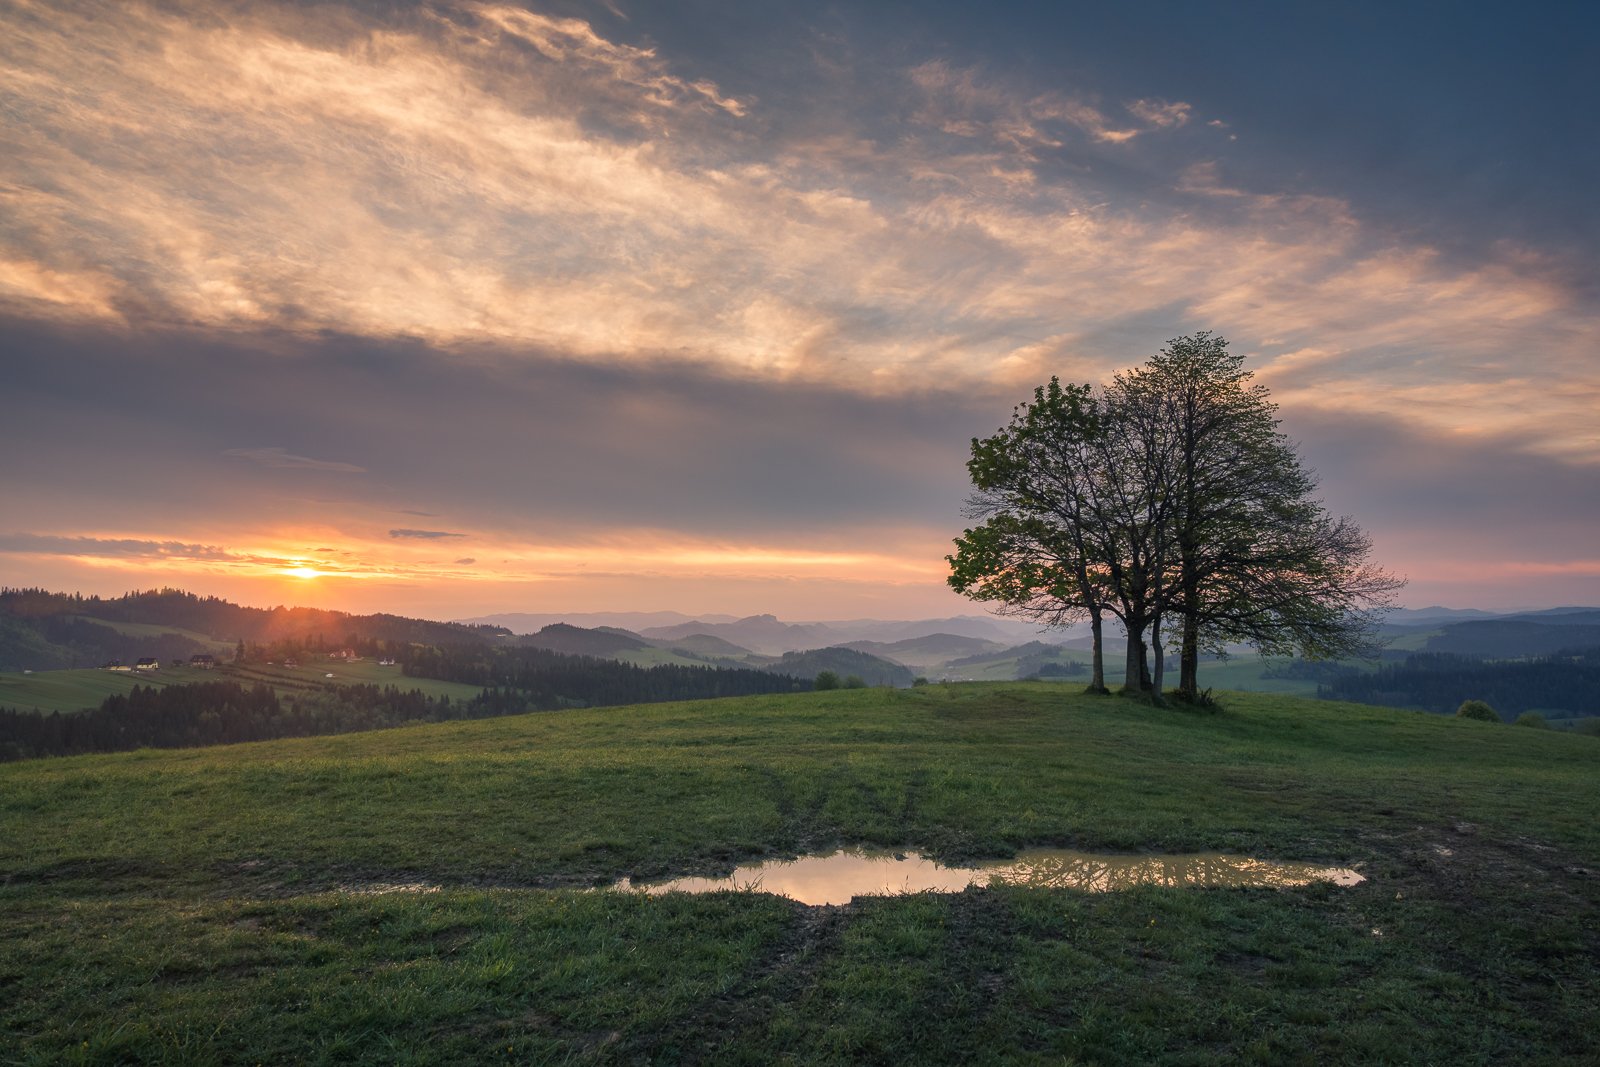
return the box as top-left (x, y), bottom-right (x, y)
top-left (461, 611), bottom-right (1073, 655)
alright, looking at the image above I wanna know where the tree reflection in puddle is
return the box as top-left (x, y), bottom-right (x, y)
top-left (614, 847), bottom-right (1363, 906)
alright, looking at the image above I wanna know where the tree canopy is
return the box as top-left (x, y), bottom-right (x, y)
top-left (948, 332), bottom-right (1403, 703)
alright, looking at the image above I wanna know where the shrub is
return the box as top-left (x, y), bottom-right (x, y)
top-left (1456, 699), bottom-right (1499, 722)
top-left (814, 670), bottom-right (840, 691)
top-left (843, 675), bottom-right (867, 689)
top-left (912, 677), bottom-right (930, 687)
top-left (1514, 711), bottom-right (1548, 729)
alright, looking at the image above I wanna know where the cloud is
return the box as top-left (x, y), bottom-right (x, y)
top-left (0, 0), bottom-right (1592, 475)
top-left (1126, 99), bottom-right (1191, 130)
top-left (467, 3), bottom-right (748, 116)
top-left (0, 533), bottom-right (239, 561)
top-left (454, 557), bottom-right (476, 565)
top-left (390, 529), bottom-right (465, 540)
top-left (223, 447), bottom-right (367, 473)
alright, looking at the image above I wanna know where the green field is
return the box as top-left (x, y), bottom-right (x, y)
top-left (78, 618), bottom-right (239, 653)
top-left (0, 665), bottom-right (230, 714)
top-left (937, 646), bottom-right (1093, 681)
top-left (1195, 656), bottom-right (1321, 697)
top-left (0, 659), bottom-right (489, 715)
top-left (3, 684), bottom-right (1597, 1063)
top-left (228, 659), bottom-right (490, 704)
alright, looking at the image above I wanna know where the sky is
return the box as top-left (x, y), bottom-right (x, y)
top-left (2, 0), bottom-right (1596, 620)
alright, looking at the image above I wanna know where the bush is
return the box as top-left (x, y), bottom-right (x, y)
top-left (1456, 699), bottom-right (1499, 722)
top-left (814, 670), bottom-right (840, 691)
top-left (843, 675), bottom-right (867, 689)
top-left (1514, 711), bottom-right (1549, 729)
top-left (912, 677), bottom-right (930, 687)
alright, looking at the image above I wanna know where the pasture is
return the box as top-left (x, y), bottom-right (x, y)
top-left (2, 683), bottom-right (1596, 1063)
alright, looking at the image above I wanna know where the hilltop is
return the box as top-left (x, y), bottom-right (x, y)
top-left (2, 684), bottom-right (1596, 1062)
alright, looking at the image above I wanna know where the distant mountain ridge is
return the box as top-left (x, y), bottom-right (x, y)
top-left (457, 611), bottom-right (740, 634)
top-left (640, 615), bottom-right (837, 656)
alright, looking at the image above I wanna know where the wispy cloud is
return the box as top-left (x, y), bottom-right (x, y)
top-left (223, 447), bottom-right (367, 473)
top-left (0, 534), bottom-right (239, 561)
top-left (389, 529), bottom-right (465, 540)
top-left (469, 4), bottom-right (748, 116)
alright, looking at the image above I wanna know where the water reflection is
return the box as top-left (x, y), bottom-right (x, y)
top-left (616, 847), bottom-right (1363, 906)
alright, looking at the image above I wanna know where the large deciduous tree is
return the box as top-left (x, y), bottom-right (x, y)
top-left (948, 333), bottom-right (1403, 703)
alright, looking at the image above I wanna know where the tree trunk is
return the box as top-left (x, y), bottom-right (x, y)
top-left (1178, 608), bottom-right (1200, 700)
top-left (1087, 609), bottom-right (1108, 693)
top-left (1123, 617), bottom-right (1148, 692)
top-left (1152, 616), bottom-right (1165, 697)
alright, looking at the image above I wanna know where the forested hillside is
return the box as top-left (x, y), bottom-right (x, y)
top-left (1317, 649), bottom-right (1600, 719)
top-left (0, 587), bottom-right (509, 670)
top-left (400, 644), bottom-right (809, 707)
top-left (0, 644), bottom-right (815, 759)
top-left (760, 647), bottom-right (915, 687)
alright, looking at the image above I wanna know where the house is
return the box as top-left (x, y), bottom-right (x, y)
top-left (103, 660), bottom-right (131, 671)
top-left (189, 654), bottom-right (216, 669)
top-left (135, 657), bottom-right (159, 670)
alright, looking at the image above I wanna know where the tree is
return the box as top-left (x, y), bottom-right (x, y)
top-left (949, 333), bottom-right (1403, 702)
top-left (814, 670), bottom-right (840, 691)
top-left (949, 380), bottom-right (1116, 692)
top-left (1107, 333), bottom-right (1403, 701)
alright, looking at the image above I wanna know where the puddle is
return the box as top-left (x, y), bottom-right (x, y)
top-left (614, 847), bottom-right (1363, 906)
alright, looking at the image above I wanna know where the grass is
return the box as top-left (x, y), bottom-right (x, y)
top-left (2, 683), bottom-right (1597, 1063)
top-left (0, 666), bottom-right (232, 714)
top-left (227, 659), bottom-right (489, 704)
top-left (1196, 656), bottom-right (1321, 696)
top-left (75, 618), bottom-right (238, 654)
top-left (0, 660), bottom-right (488, 714)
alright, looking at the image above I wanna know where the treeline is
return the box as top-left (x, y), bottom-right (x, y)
top-left (401, 644), bottom-right (810, 706)
top-left (0, 587), bottom-right (508, 654)
top-left (7, 612), bottom-right (215, 670)
top-left (0, 681), bottom-right (534, 760)
top-left (0, 644), bottom-right (813, 760)
top-left (1316, 649), bottom-right (1600, 718)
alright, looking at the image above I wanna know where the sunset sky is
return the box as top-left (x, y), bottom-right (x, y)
top-left (3, 0), bottom-right (1596, 620)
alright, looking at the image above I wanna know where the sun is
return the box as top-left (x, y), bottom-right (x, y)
top-left (284, 565), bottom-right (323, 579)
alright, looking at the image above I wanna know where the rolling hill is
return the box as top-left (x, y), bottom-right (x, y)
top-left (3, 684), bottom-right (1596, 1062)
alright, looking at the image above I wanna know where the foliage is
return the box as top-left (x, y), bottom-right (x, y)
top-left (1456, 699), bottom-right (1500, 722)
top-left (843, 674), bottom-right (868, 689)
top-left (1318, 649), bottom-right (1600, 716)
top-left (949, 334), bottom-right (1400, 702)
top-left (815, 669), bottom-right (840, 690)
top-left (1514, 711), bottom-right (1549, 729)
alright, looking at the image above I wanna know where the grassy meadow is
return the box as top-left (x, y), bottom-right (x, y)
top-left (0, 659), bottom-right (489, 715)
top-left (3, 683), bottom-right (1597, 1063)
